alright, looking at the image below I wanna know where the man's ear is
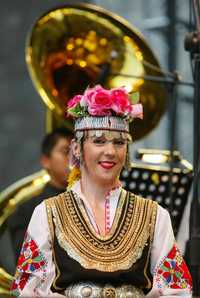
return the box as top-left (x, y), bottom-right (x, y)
top-left (71, 139), bottom-right (81, 158)
top-left (40, 155), bottom-right (51, 170)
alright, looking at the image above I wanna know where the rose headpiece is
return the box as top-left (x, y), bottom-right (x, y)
top-left (67, 85), bottom-right (143, 137)
top-left (67, 85), bottom-right (143, 125)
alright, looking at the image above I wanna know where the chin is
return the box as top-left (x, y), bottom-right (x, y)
top-left (97, 174), bottom-right (118, 186)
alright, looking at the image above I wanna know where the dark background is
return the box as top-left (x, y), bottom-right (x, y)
top-left (0, 1), bottom-right (92, 190)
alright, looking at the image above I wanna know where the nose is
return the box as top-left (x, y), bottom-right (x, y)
top-left (104, 142), bottom-right (116, 157)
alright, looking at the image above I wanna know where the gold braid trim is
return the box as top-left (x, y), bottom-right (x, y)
top-left (47, 190), bottom-right (158, 272)
top-left (45, 197), bottom-right (64, 291)
top-left (143, 199), bottom-right (157, 288)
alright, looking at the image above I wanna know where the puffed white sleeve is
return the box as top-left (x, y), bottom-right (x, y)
top-left (146, 205), bottom-right (192, 298)
top-left (10, 201), bottom-right (65, 297)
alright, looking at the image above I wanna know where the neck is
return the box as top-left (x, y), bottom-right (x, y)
top-left (80, 174), bottom-right (119, 205)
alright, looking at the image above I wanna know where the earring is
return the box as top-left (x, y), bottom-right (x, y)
top-left (125, 145), bottom-right (131, 170)
top-left (75, 154), bottom-right (80, 167)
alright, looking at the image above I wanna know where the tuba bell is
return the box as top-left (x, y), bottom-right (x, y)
top-left (0, 3), bottom-right (168, 295)
top-left (26, 3), bottom-right (167, 140)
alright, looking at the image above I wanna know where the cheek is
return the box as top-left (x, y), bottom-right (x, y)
top-left (118, 148), bottom-right (127, 165)
top-left (83, 142), bottom-right (91, 158)
top-left (82, 144), bottom-right (101, 166)
top-left (83, 149), bottom-right (96, 165)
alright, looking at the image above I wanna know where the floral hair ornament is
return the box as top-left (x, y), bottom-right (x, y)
top-left (67, 84), bottom-right (143, 120)
top-left (67, 85), bottom-right (143, 141)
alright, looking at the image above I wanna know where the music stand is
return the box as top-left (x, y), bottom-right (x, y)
top-left (120, 149), bottom-right (193, 235)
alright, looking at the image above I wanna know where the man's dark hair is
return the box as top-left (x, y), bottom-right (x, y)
top-left (41, 127), bottom-right (73, 156)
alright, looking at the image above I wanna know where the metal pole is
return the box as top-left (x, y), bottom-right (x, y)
top-left (166, 0), bottom-right (179, 225)
top-left (184, 0), bottom-right (200, 294)
top-left (189, 53), bottom-right (200, 295)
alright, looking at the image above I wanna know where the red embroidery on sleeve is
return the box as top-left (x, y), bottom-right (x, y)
top-left (11, 232), bottom-right (47, 296)
top-left (154, 244), bottom-right (192, 291)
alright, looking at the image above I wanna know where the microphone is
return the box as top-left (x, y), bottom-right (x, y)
top-left (95, 50), bottom-right (118, 85)
top-left (95, 62), bottom-right (111, 85)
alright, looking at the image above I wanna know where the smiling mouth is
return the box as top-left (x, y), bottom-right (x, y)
top-left (99, 161), bottom-right (116, 169)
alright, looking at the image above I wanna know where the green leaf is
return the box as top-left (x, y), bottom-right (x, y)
top-left (68, 103), bottom-right (86, 117)
top-left (129, 92), bottom-right (140, 104)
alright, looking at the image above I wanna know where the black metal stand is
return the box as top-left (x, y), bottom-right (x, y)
top-left (184, 0), bottom-right (200, 294)
top-left (189, 56), bottom-right (200, 295)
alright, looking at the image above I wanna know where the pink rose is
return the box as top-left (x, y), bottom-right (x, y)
top-left (67, 95), bottom-right (82, 108)
top-left (80, 85), bottom-right (102, 107)
top-left (130, 103), bottom-right (143, 119)
top-left (111, 87), bottom-right (132, 115)
top-left (84, 85), bottom-right (113, 116)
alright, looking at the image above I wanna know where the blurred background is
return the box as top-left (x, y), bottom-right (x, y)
top-left (0, 0), bottom-right (193, 191)
top-left (0, 0), bottom-right (197, 295)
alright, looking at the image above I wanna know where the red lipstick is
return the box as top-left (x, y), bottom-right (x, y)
top-left (99, 162), bottom-right (116, 169)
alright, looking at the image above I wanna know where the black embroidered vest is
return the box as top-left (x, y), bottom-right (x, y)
top-left (45, 189), bottom-right (157, 294)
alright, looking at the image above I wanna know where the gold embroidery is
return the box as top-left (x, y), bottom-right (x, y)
top-left (45, 199), bottom-right (55, 242)
top-left (45, 198), bottom-right (64, 291)
top-left (75, 188), bottom-right (127, 241)
top-left (47, 190), bottom-right (157, 272)
top-left (143, 202), bottom-right (157, 289)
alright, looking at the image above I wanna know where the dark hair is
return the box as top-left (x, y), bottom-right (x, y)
top-left (41, 128), bottom-right (73, 156)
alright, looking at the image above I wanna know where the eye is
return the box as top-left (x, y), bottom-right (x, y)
top-left (92, 137), bottom-right (106, 144)
top-left (113, 139), bottom-right (126, 146)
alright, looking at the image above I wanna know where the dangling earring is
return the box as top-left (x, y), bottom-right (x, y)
top-left (125, 144), bottom-right (131, 170)
top-left (79, 138), bottom-right (84, 166)
top-left (75, 154), bottom-right (81, 167)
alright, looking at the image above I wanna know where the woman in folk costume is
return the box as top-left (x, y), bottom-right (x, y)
top-left (11, 85), bottom-right (192, 297)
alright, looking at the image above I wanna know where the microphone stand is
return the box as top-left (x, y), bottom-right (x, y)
top-left (111, 72), bottom-right (194, 87)
top-left (111, 70), bottom-right (193, 230)
top-left (184, 0), bottom-right (200, 294)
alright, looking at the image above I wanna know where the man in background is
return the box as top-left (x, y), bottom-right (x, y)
top-left (8, 127), bottom-right (73, 261)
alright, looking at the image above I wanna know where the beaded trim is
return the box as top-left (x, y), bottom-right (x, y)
top-left (75, 116), bottom-right (129, 132)
top-left (75, 130), bottom-right (132, 143)
top-left (45, 190), bottom-right (157, 272)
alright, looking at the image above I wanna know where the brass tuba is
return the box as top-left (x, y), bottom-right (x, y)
top-left (0, 3), bottom-right (168, 295)
top-left (26, 3), bottom-right (167, 140)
